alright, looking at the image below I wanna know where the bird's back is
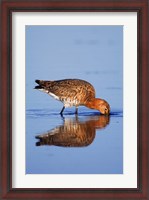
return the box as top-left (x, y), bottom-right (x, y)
top-left (35, 79), bottom-right (95, 106)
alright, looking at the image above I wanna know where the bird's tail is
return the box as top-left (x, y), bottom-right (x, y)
top-left (35, 79), bottom-right (41, 84)
top-left (34, 79), bottom-right (53, 89)
top-left (34, 79), bottom-right (45, 89)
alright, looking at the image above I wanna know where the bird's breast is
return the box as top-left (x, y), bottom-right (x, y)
top-left (62, 97), bottom-right (79, 107)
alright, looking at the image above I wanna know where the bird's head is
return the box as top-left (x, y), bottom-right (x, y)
top-left (86, 98), bottom-right (110, 115)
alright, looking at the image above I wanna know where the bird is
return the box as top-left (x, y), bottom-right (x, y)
top-left (34, 78), bottom-right (110, 115)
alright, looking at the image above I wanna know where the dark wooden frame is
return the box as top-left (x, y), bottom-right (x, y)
top-left (0, 0), bottom-right (148, 199)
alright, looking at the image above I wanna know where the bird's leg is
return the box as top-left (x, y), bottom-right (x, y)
top-left (60, 114), bottom-right (65, 121)
top-left (60, 106), bottom-right (65, 115)
top-left (75, 107), bottom-right (78, 115)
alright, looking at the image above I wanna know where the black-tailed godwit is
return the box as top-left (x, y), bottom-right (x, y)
top-left (34, 79), bottom-right (110, 115)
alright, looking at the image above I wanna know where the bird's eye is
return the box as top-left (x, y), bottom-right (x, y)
top-left (105, 108), bottom-right (107, 110)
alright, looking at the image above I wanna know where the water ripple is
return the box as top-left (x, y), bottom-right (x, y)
top-left (26, 109), bottom-right (123, 118)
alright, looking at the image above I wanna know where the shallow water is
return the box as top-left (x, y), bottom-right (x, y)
top-left (26, 108), bottom-right (123, 174)
top-left (26, 25), bottom-right (123, 174)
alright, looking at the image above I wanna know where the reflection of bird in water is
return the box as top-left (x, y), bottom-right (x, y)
top-left (35, 115), bottom-right (110, 147)
top-left (34, 79), bottom-right (110, 115)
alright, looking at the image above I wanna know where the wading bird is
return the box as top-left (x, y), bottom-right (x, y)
top-left (35, 79), bottom-right (110, 115)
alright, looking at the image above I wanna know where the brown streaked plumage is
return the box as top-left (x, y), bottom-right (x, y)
top-left (34, 79), bottom-right (110, 115)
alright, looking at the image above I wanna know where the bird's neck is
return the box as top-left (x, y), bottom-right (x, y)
top-left (85, 98), bottom-right (103, 110)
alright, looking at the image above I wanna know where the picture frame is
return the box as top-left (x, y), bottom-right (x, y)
top-left (0, 0), bottom-right (148, 199)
